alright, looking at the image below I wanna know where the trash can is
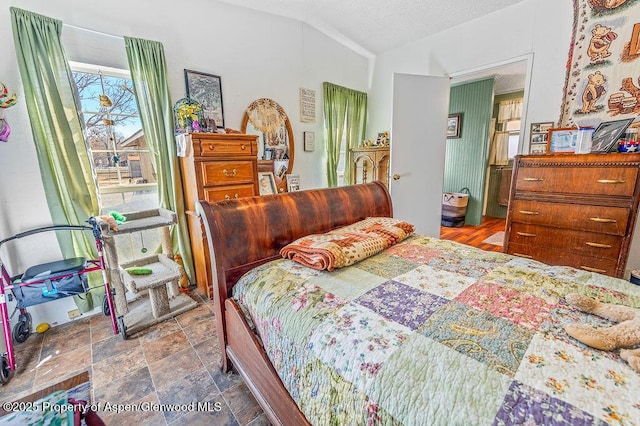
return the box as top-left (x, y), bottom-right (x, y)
top-left (441, 188), bottom-right (469, 228)
top-left (631, 270), bottom-right (640, 286)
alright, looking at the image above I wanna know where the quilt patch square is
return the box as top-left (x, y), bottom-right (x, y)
top-left (355, 253), bottom-right (418, 279)
top-left (494, 380), bottom-right (603, 426)
top-left (312, 267), bottom-right (387, 301)
top-left (456, 281), bottom-right (553, 330)
top-left (516, 334), bottom-right (640, 424)
top-left (419, 300), bottom-right (534, 377)
top-left (355, 281), bottom-right (448, 330)
top-left (394, 264), bottom-right (476, 299)
top-left (308, 303), bottom-right (412, 393)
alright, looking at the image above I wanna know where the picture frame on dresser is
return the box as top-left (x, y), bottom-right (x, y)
top-left (258, 172), bottom-right (277, 195)
top-left (184, 69), bottom-right (225, 129)
top-left (590, 118), bottom-right (634, 153)
top-left (546, 127), bottom-right (578, 153)
top-left (529, 121), bottom-right (553, 154)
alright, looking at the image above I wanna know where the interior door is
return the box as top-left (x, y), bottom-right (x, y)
top-left (390, 73), bottom-right (450, 237)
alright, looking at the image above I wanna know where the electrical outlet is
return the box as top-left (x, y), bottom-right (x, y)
top-left (68, 309), bottom-right (81, 319)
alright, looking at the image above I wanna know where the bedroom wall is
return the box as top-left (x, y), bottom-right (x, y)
top-left (0, 0), bottom-right (369, 328)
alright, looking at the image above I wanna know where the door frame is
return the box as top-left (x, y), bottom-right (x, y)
top-left (448, 54), bottom-right (534, 217)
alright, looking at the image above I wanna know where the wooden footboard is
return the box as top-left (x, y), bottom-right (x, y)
top-left (197, 182), bottom-right (392, 423)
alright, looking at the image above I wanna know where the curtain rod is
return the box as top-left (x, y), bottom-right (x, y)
top-left (63, 23), bottom-right (123, 41)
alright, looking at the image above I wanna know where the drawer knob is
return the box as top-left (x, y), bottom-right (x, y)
top-left (581, 266), bottom-right (607, 274)
top-left (224, 193), bottom-right (239, 200)
top-left (519, 210), bottom-right (539, 215)
top-left (208, 144), bottom-right (214, 150)
top-left (223, 168), bottom-right (237, 177)
top-left (596, 179), bottom-right (625, 184)
top-left (516, 232), bottom-right (536, 237)
top-left (585, 242), bottom-right (612, 249)
top-left (513, 253), bottom-right (533, 259)
top-left (241, 144), bottom-right (247, 150)
top-left (590, 217), bottom-right (617, 223)
top-left (523, 177), bottom-right (543, 181)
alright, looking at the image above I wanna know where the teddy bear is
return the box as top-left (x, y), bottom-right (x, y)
top-left (587, 24), bottom-right (617, 63)
top-left (581, 71), bottom-right (606, 113)
top-left (564, 293), bottom-right (640, 372)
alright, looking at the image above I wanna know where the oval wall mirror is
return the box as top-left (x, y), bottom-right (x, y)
top-left (241, 98), bottom-right (294, 192)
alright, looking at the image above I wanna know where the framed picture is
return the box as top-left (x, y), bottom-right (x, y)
top-left (530, 121), bottom-right (553, 153)
top-left (447, 114), bottom-right (462, 139)
top-left (258, 172), bottom-right (277, 196)
top-left (303, 131), bottom-right (315, 152)
top-left (547, 127), bottom-right (579, 153)
top-left (184, 69), bottom-right (225, 129)
top-left (590, 118), bottom-right (635, 153)
top-left (286, 174), bottom-right (301, 192)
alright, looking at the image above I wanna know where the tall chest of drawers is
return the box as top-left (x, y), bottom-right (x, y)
top-left (504, 153), bottom-right (640, 278)
top-left (180, 133), bottom-right (259, 297)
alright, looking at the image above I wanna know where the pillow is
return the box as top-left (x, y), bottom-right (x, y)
top-left (280, 217), bottom-right (414, 271)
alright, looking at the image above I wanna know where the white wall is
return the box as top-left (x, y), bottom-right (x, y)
top-left (0, 0), bottom-right (369, 329)
top-left (368, 0), bottom-right (572, 140)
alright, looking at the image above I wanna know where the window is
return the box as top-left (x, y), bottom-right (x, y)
top-left (505, 119), bottom-right (521, 159)
top-left (70, 62), bottom-right (158, 214)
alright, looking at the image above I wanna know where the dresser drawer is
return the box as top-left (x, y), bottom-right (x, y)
top-left (506, 243), bottom-right (619, 277)
top-left (510, 200), bottom-right (630, 236)
top-left (204, 184), bottom-right (256, 202)
top-left (201, 161), bottom-right (255, 186)
top-left (197, 140), bottom-right (257, 157)
top-left (515, 166), bottom-right (638, 197)
top-left (509, 223), bottom-right (622, 260)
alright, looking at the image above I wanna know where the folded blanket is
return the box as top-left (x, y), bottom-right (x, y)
top-left (280, 217), bottom-right (414, 271)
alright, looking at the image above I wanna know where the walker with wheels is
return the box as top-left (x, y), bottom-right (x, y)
top-left (0, 218), bottom-right (122, 385)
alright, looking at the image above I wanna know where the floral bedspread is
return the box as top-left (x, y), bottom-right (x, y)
top-left (233, 235), bottom-right (640, 425)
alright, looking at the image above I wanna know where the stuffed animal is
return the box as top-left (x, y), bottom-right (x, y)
top-left (564, 293), bottom-right (640, 373)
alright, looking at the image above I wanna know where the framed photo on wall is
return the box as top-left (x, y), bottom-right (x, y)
top-left (184, 69), bottom-right (225, 129)
top-left (447, 114), bottom-right (462, 139)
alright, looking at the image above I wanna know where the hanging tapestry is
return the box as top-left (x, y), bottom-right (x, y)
top-left (559, 0), bottom-right (640, 127)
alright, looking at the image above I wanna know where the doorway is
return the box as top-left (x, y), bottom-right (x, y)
top-left (440, 56), bottom-right (532, 244)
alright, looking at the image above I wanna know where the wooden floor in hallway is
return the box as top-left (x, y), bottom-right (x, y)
top-left (440, 216), bottom-right (506, 253)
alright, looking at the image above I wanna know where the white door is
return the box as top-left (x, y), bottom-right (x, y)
top-left (390, 73), bottom-right (450, 237)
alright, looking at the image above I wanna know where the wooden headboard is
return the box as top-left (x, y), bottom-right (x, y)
top-left (196, 182), bottom-right (393, 369)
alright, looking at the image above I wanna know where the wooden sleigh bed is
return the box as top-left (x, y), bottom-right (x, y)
top-left (197, 182), bottom-right (640, 426)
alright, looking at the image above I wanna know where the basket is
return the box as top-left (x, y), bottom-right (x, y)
top-left (441, 188), bottom-right (470, 228)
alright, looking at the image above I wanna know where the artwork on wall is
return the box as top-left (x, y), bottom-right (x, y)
top-left (184, 69), bottom-right (225, 130)
top-left (299, 88), bottom-right (316, 123)
top-left (447, 114), bottom-right (462, 139)
top-left (559, 0), bottom-right (640, 127)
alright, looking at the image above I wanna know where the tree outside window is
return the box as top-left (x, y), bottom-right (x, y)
top-left (70, 62), bottom-right (158, 214)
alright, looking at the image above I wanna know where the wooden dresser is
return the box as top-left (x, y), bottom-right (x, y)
top-left (504, 153), bottom-right (640, 278)
top-left (350, 146), bottom-right (390, 188)
top-left (179, 133), bottom-right (259, 297)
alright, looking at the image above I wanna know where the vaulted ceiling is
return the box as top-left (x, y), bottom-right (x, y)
top-left (217, 0), bottom-right (528, 56)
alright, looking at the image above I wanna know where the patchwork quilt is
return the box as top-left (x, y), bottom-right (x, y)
top-left (233, 235), bottom-right (640, 425)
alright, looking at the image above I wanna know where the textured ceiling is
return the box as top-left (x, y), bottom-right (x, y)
top-left (217, 0), bottom-right (528, 56)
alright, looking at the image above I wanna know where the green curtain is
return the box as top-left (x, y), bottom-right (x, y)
top-left (322, 82), bottom-right (367, 187)
top-left (10, 7), bottom-right (102, 312)
top-left (124, 37), bottom-right (195, 283)
top-left (344, 89), bottom-right (367, 185)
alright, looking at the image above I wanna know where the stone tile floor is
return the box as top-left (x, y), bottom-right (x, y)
top-left (0, 290), bottom-right (269, 425)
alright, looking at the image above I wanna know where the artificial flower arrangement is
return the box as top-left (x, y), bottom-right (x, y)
top-left (173, 97), bottom-right (205, 134)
